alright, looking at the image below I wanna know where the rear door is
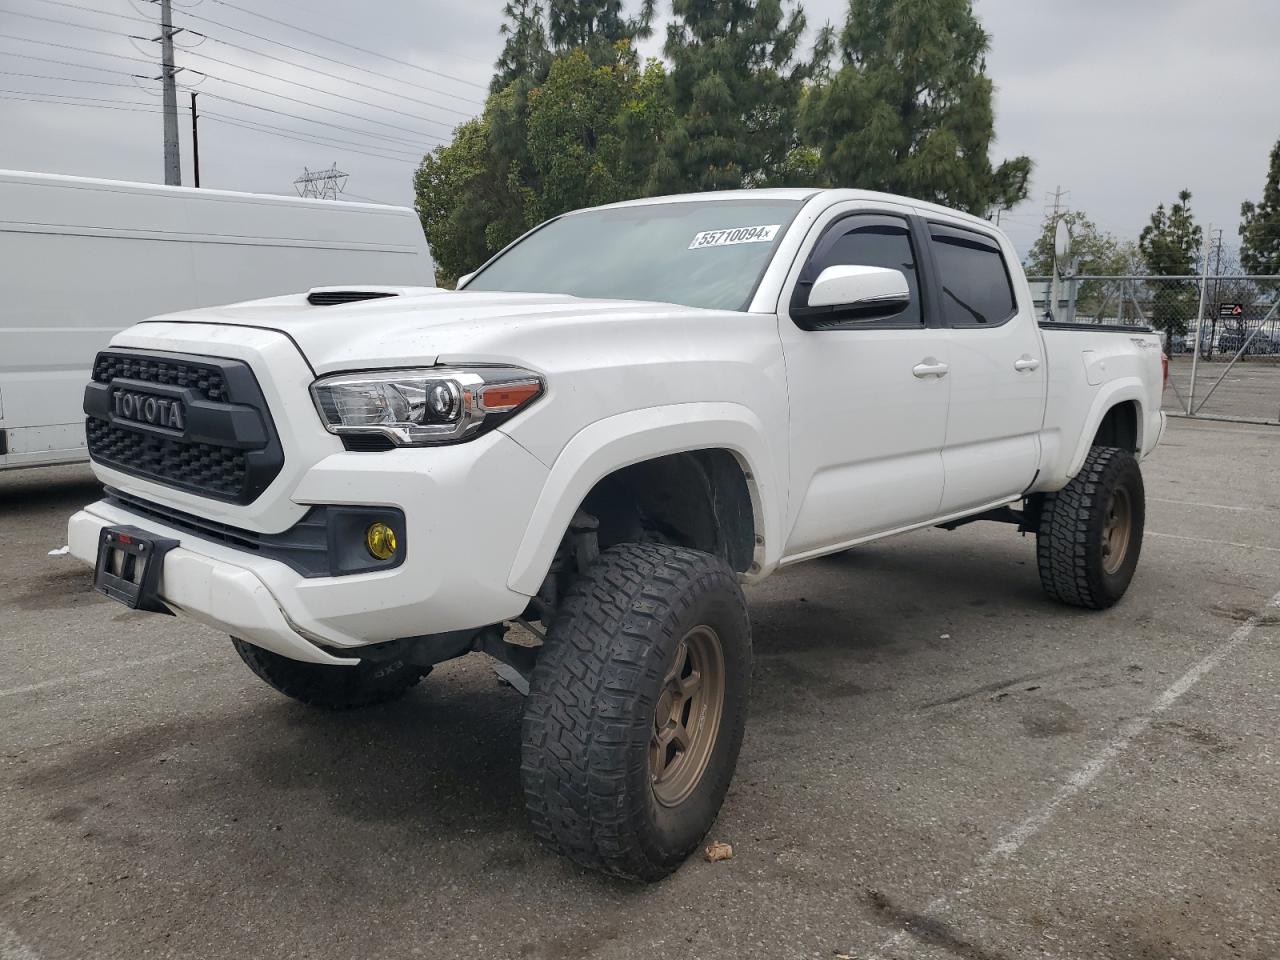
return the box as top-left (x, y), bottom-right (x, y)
top-left (924, 218), bottom-right (1047, 513)
top-left (778, 202), bottom-right (950, 558)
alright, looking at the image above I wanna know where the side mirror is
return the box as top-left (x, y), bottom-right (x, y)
top-left (796, 265), bottom-right (911, 327)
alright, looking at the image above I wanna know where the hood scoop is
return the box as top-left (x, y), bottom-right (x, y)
top-left (306, 288), bottom-right (400, 307)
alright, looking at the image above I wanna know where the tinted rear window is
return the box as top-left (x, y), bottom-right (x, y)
top-left (929, 224), bottom-right (1017, 327)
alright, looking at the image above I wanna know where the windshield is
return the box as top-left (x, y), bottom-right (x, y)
top-left (463, 198), bottom-right (803, 311)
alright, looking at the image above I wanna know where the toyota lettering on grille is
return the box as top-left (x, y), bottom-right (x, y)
top-left (111, 389), bottom-right (186, 431)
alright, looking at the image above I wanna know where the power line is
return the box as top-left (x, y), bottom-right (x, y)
top-left (0, 93), bottom-right (162, 113)
top-left (0, 69), bottom-right (137, 85)
top-left (24, 0), bottom-right (489, 106)
top-left (3, 10), bottom-right (472, 124)
top-left (0, 32), bottom-right (155, 66)
top-left (0, 86), bottom-right (155, 105)
top-left (177, 47), bottom-right (461, 129)
top-left (204, 115), bottom-right (419, 164)
top-left (184, 67), bottom-right (447, 141)
top-left (176, 7), bottom-right (486, 106)
top-left (208, 0), bottom-right (487, 90)
top-left (183, 88), bottom-right (440, 149)
top-left (0, 51), bottom-right (140, 75)
top-left (21, 0), bottom-right (154, 27)
top-left (0, 63), bottom-right (439, 150)
top-left (189, 32), bottom-right (479, 115)
top-left (0, 91), bottom-right (423, 163)
top-left (0, 37), bottom-right (448, 141)
top-left (201, 111), bottom-right (423, 159)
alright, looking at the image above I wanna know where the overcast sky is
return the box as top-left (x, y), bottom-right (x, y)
top-left (2, 0), bottom-right (1277, 259)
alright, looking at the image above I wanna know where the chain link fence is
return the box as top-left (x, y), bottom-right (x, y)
top-left (1029, 275), bottom-right (1280, 425)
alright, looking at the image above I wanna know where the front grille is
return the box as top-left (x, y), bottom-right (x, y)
top-left (87, 418), bottom-right (248, 500)
top-left (92, 354), bottom-right (228, 402)
top-left (85, 349), bottom-right (283, 504)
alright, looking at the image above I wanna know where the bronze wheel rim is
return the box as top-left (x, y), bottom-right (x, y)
top-left (1102, 486), bottom-right (1133, 575)
top-left (650, 625), bottom-right (726, 808)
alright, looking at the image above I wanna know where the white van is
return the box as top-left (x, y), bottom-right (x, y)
top-left (0, 170), bottom-right (435, 469)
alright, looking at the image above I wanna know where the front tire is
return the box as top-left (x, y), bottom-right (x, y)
top-left (1036, 445), bottom-right (1146, 610)
top-left (232, 638), bottom-right (428, 710)
top-left (520, 543), bottom-right (751, 881)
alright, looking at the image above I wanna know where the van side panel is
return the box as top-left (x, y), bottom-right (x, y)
top-left (0, 171), bottom-right (433, 469)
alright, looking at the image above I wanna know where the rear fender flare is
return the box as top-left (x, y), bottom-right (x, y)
top-left (1067, 379), bottom-right (1148, 478)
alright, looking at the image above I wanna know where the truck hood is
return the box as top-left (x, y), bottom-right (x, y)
top-left (133, 288), bottom-right (737, 374)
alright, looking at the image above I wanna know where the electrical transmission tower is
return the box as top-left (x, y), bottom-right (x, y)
top-left (293, 164), bottom-right (348, 200)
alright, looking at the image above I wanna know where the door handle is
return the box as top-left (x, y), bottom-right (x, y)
top-left (1014, 356), bottom-right (1041, 372)
top-left (912, 358), bottom-right (949, 379)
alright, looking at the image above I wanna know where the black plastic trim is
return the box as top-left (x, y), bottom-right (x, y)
top-left (1039, 321), bottom-right (1155, 333)
top-left (85, 349), bottom-right (284, 504)
top-left (787, 208), bottom-right (934, 332)
top-left (307, 290), bottom-right (398, 306)
top-left (104, 488), bottom-right (405, 578)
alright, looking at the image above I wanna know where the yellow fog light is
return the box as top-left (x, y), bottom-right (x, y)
top-left (365, 522), bottom-right (398, 561)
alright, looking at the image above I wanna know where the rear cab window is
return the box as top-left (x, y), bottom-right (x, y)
top-left (928, 223), bottom-right (1017, 327)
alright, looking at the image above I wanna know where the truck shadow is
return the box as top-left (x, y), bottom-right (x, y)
top-left (0, 467), bottom-right (101, 512)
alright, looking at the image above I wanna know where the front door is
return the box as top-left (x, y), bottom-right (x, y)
top-left (778, 205), bottom-right (950, 560)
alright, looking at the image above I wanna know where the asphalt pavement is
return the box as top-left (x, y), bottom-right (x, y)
top-left (1, 415), bottom-right (1277, 960)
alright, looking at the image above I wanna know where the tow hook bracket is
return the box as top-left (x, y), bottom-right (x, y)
top-left (474, 624), bottom-right (538, 696)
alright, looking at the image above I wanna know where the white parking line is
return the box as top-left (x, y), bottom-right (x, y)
top-left (1148, 531), bottom-right (1280, 553)
top-left (1148, 497), bottom-right (1250, 512)
top-left (866, 587), bottom-right (1280, 959)
top-left (0, 652), bottom-right (186, 699)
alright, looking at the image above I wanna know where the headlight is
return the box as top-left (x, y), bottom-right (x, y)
top-left (310, 366), bottom-right (544, 446)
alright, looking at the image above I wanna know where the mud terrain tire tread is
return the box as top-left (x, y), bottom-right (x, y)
top-left (520, 542), bottom-right (750, 881)
top-left (232, 638), bottom-right (428, 710)
top-left (1036, 445), bottom-right (1145, 610)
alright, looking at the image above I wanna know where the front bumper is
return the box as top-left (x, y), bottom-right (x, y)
top-left (69, 430), bottom-right (549, 664)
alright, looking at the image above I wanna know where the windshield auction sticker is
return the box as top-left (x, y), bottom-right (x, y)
top-left (688, 225), bottom-right (781, 249)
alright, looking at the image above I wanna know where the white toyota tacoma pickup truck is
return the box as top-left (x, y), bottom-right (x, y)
top-left (69, 189), bottom-right (1166, 880)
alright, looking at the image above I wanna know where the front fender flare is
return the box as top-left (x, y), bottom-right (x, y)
top-left (505, 402), bottom-right (782, 596)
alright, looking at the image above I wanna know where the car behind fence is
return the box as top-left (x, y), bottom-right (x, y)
top-left (1030, 274), bottom-right (1280, 424)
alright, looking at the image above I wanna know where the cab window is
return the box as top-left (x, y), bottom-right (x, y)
top-left (791, 214), bottom-right (924, 328)
top-left (929, 223), bottom-right (1017, 327)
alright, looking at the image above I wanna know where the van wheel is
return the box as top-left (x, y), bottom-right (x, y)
top-left (231, 638), bottom-right (428, 709)
top-left (1036, 445), bottom-right (1145, 610)
top-left (520, 543), bottom-right (751, 881)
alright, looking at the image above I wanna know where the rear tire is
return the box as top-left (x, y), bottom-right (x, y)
top-left (520, 542), bottom-right (751, 881)
top-left (1036, 445), bottom-right (1145, 610)
top-left (232, 638), bottom-right (428, 710)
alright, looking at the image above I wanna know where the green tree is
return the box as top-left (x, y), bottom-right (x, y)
top-left (1025, 210), bottom-right (1124, 277)
top-left (1138, 189), bottom-right (1203, 335)
top-left (801, 0), bottom-right (1030, 215)
top-left (493, 0), bottom-right (551, 92)
top-left (526, 47), bottom-right (671, 222)
top-left (658, 0), bottom-right (815, 191)
top-left (1025, 210), bottom-right (1127, 319)
top-left (413, 94), bottom-right (534, 282)
top-left (1239, 138), bottom-right (1280, 276)
top-left (547, 0), bottom-right (655, 53)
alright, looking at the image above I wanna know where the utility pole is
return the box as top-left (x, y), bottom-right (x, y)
top-left (1044, 185), bottom-right (1070, 224)
top-left (159, 0), bottom-right (181, 185)
top-left (190, 91), bottom-right (200, 188)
